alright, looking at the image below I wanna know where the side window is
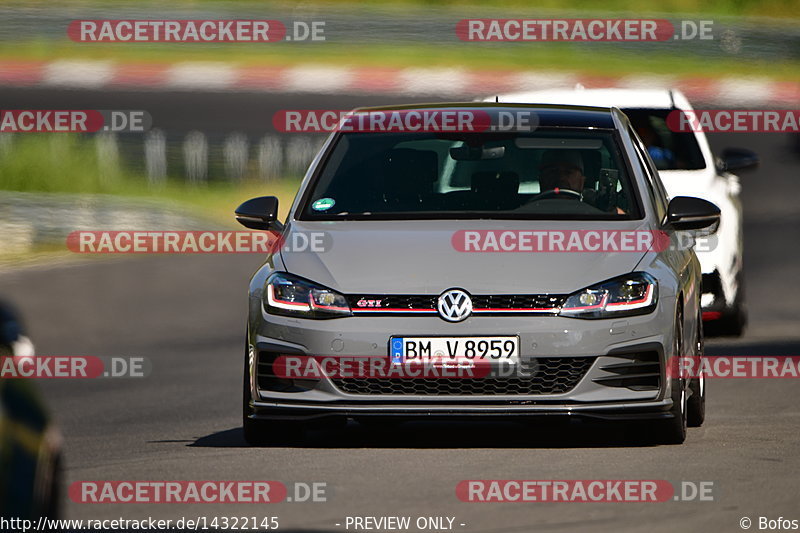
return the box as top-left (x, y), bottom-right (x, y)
top-left (628, 125), bottom-right (668, 222)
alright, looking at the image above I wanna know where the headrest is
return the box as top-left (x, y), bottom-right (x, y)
top-left (539, 149), bottom-right (584, 173)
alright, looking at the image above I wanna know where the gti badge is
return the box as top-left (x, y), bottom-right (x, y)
top-left (437, 289), bottom-right (473, 322)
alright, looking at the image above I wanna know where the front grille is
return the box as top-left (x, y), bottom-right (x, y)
top-left (350, 295), bottom-right (437, 310)
top-left (471, 294), bottom-right (566, 310)
top-left (348, 294), bottom-right (566, 314)
top-left (331, 357), bottom-right (595, 395)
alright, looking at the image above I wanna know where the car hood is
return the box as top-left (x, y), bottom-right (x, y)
top-left (279, 219), bottom-right (654, 294)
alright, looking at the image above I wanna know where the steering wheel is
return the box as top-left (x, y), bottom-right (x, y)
top-left (532, 188), bottom-right (582, 201)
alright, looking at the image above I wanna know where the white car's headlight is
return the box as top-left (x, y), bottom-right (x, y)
top-left (559, 272), bottom-right (658, 319)
top-left (264, 272), bottom-right (351, 319)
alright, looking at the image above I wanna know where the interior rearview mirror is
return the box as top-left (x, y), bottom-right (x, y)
top-left (449, 145), bottom-right (505, 160)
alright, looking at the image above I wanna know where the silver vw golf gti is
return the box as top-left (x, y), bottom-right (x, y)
top-left (236, 103), bottom-right (719, 445)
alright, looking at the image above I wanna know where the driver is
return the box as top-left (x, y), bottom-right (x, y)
top-left (538, 149), bottom-right (586, 195)
top-left (537, 149), bottom-right (626, 214)
top-left (633, 121), bottom-right (677, 168)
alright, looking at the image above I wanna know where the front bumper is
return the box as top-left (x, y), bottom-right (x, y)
top-left (248, 302), bottom-right (677, 421)
top-left (249, 398), bottom-right (675, 421)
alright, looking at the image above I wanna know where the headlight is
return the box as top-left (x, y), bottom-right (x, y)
top-left (264, 272), bottom-right (351, 319)
top-left (559, 272), bottom-right (658, 319)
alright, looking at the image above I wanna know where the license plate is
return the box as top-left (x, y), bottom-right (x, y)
top-left (390, 336), bottom-right (519, 364)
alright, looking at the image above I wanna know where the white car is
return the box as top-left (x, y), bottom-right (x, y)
top-left (487, 88), bottom-right (758, 336)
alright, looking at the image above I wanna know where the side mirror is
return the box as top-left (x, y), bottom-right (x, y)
top-left (235, 196), bottom-right (282, 231)
top-left (717, 147), bottom-right (759, 173)
top-left (666, 196), bottom-right (720, 231)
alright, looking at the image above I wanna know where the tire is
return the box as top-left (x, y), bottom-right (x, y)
top-left (687, 312), bottom-right (706, 427)
top-left (242, 338), bottom-right (301, 446)
top-left (716, 302), bottom-right (747, 337)
top-left (713, 275), bottom-right (747, 337)
top-left (648, 309), bottom-right (687, 444)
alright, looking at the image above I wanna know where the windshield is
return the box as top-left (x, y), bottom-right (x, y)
top-left (299, 129), bottom-right (642, 220)
top-left (623, 108), bottom-right (707, 171)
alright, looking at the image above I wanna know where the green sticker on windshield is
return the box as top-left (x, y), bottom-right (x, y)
top-left (312, 198), bottom-right (335, 211)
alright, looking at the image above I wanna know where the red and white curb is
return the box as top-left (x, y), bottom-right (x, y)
top-left (0, 59), bottom-right (797, 106)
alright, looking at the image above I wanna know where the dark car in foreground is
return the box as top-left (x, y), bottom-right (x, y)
top-left (0, 302), bottom-right (61, 519)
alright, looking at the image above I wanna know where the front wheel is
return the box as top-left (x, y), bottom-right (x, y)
top-left (646, 310), bottom-right (687, 444)
top-left (242, 339), bottom-right (301, 446)
top-left (687, 312), bottom-right (706, 427)
top-left (656, 378), bottom-right (688, 444)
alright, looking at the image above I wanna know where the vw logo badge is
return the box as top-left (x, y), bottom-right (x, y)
top-left (437, 289), bottom-right (473, 322)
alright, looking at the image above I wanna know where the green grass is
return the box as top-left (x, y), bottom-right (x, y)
top-left (2, 1), bottom-right (798, 82)
top-left (3, 40), bottom-right (798, 81)
top-left (0, 242), bottom-right (81, 269)
top-left (3, 0), bottom-right (799, 81)
top-left (314, 0), bottom-right (800, 18)
top-left (4, 0), bottom-right (800, 18)
top-left (335, 0), bottom-right (798, 18)
top-left (0, 134), bottom-right (301, 225)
